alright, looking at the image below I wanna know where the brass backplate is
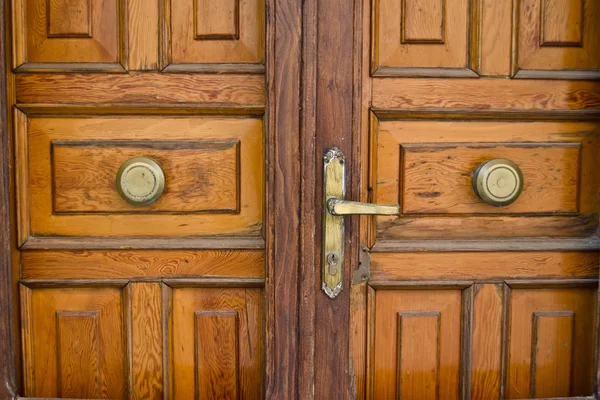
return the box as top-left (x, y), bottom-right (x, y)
top-left (322, 148), bottom-right (345, 298)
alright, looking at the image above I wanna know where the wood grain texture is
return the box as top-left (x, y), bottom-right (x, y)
top-left (21, 250), bottom-right (265, 280)
top-left (471, 284), bottom-right (503, 399)
top-left (15, 0), bottom-right (124, 70)
top-left (374, 119), bottom-right (600, 238)
top-left (164, 0), bottom-right (264, 68)
top-left (127, 0), bottom-right (158, 70)
top-left (372, 79), bottom-right (600, 111)
top-left (515, 0), bottom-right (599, 77)
top-left (372, 289), bottom-right (461, 399)
top-left (370, 252), bottom-right (600, 281)
top-left (24, 117), bottom-right (262, 237)
top-left (169, 287), bottom-right (263, 399)
top-left (52, 140), bottom-right (240, 214)
top-left (128, 283), bottom-right (163, 400)
top-left (263, 0), bottom-right (302, 395)
top-left (16, 73), bottom-right (265, 106)
top-left (507, 287), bottom-right (597, 398)
top-left (476, 0), bottom-right (512, 75)
top-left (401, 144), bottom-right (581, 214)
top-left (373, 0), bottom-right (469, 73)
top-left (14, 107), bottom-right (29, 246)
top-left (20, 285), bottom-right (126, 398)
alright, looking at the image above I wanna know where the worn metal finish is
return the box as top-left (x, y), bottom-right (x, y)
top-left (116, 157), bottom-right (165, 206)
top-left (328, 198), bottom-right (399, 216)
top-left (322, 148), bottom-right (345, 298)
top-left (472, 158), bottom-right (524, 207)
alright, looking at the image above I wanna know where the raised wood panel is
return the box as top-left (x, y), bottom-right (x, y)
top-left (195, 0), bottom-right (239, 40)
top-left (370, 251), bottom-right (599, 281)
top-left (16, 74), bottom-right (265, 107)
top-left (195, 311), bottom-right (239, 398)
top-left (507, 287), bottom-right (596, 398)
top-left (170, 287), bottom-right (263, 399)
top-left (19, 116), bottom-right (263, 237)
top-left (541, 0), bottom-right (583, 46)
top-left (471, 284), bottom-right (503, 399)
top-left (56, 310), bottom-right (100, 398)
top-left (402, 0), bottom-right (444, 43)
top-left (129, 283), bottom-right (163, 400)
top-left (372, 289), bottom-right (461, 399)
top-left (164, 0), bottom-right (264, 70)
top-left (372, 0), bottom-right (472, 75)
top-left (21, 250), bottom-right (265, 280)
top-left (47, 0), bottom-right (91, 37)
top-left (515, 0), bottom-right (600, 78)
top-left (374, 119), bottom-right (600, 238)
top-left (401, 143), bottom-right (580, 214)
top-left (20, 285), bottom-right (126, 398)
top-left (14, 0), bottom-right (125, 71)
top-left (52, 140), bottom-right (240, 214)
top-left (531, 312), bottom-right (574, 398)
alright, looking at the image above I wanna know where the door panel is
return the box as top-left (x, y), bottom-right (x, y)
top-left (10, 0), bottom-right (269, 398)
top-left (353, 0), bottom-right (600, 398)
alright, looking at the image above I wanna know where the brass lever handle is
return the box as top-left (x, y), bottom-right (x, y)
top-left (327, 198), bottom-right (400, 216)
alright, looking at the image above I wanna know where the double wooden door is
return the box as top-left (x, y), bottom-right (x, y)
top-left (2, 0), bottom-right (600, 399)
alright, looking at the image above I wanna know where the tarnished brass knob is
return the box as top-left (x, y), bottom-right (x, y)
top-left (472, 158), bottom-right (523, 207)
top-left (116, 157), bottom-right (165, 206)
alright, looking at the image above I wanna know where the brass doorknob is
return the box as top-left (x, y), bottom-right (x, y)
top-left (116, 157), bottom-right (165, 206)
top-left (472, 158), bottom-right (523, 207)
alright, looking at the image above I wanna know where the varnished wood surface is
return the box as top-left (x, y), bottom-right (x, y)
top-left (16, 73), bottom-right (265, 106)
top-left (128, 283), bottom-right (163, 400)
top-left (22, 116), bottom-right (263, 237)
top-left (370, 252), bottom-right (599, 281)
top-left (169, 287), bottom-right (263, 399)
top-left (21, 250), bottom-right (265, 280)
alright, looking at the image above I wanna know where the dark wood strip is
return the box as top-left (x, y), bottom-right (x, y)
top-left (264, 0), bottom-right (302, 396)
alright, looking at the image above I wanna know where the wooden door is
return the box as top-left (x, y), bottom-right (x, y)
top-left (349, 0), bottom-right (600, 399)
top-left (1, 0), bottom-right (303, 398)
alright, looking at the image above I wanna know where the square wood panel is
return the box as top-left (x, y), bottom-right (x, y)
top-left (514, 0), bottom-right (600, 78)
top-left (162, 0), bottom-right (265, 72)
top-left (372, 0), bottom-right (474, 76)
top-left (13, 0), bottom-right (126, 71)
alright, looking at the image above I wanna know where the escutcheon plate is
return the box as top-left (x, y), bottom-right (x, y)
top-left (322, 148), bottom-right (345, 298)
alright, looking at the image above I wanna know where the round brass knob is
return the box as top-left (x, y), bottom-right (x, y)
top-left (472, 158), bottom-right (523, 207)
top-left (116, 157), bottom-right (165, 206)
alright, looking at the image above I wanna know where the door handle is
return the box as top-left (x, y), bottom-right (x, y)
top-left (327, 198), bottom-right (399, 216)
top-left (321, 148), bottom-right (400, 298)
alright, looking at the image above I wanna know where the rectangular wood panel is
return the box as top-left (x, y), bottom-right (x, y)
top-left (127, 0), bottom-right (159, 70)
top-left (56, 311), bottom-right (100, 398)
top-left (541, 0), bottom-right (583, 46)
top-left (402, 0), bottom-right (444, 43)
top-left (195, 311), bottom-right (239, 399)
top-left (47, 0), bottom-right (92, 37)
top-left (170, 287), bottom-right (263, 399)
top-left (20, 116), bottom-right (263, 237)
top-left (397, 312), bottom-right (441, 399)
top-left (374, 119), bottom-right (600, 239)
top-left (21, 250), bottom-right (265, 280)
top-left (129, 283), bottom-right (163, 400)
top-left (471, 284), bottom-right (503, 399)
top-left (507, 287), bottom-right (596, 398)
top-left (20, 285), bottom-right (126, 398)
top-left (531, 312), bottom-right (574, 398)
top-left (370, 252), bottom-right (599, 281)
top-left (194, 0), bottom-right (239, 39)
top-left (401, 144), bottom-right (580, 214)
top-left (52, 140), bottom-right (240, 213)
top-left (372, 289), bottom-right (461, 399)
